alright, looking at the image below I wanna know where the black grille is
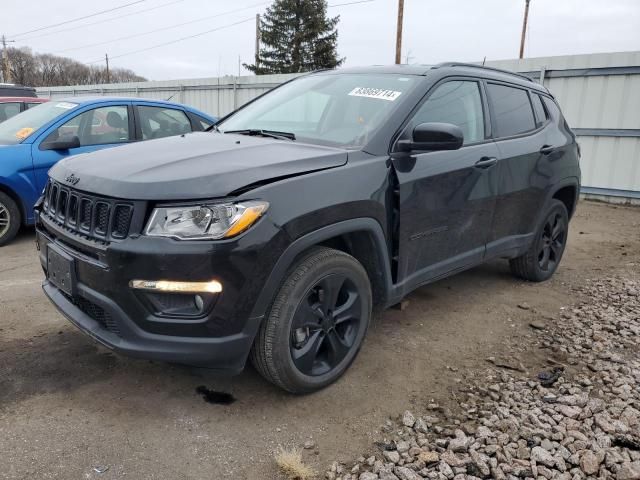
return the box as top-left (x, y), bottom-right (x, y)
top-left (73, 296), bottom-right (121, 336)
top-left (42, 180), bottom-right (133, 242)
top-left (112, 205), bottom-right (133, 239)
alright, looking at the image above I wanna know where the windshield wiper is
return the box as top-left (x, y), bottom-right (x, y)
top-left (224, 129), bottom-right (296, 141)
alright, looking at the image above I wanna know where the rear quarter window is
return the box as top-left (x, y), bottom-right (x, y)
top-left (531, 94), bottom-right (548, 126)
top-left (487, 83), bottom-right (536, 138)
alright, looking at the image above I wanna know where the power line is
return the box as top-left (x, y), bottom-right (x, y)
top-left (328, 0), bottom-right (376, 7)
top-left (86, 17), bottom-right (254, 64)
top-left (81, 0), bottom-right (375, 67)
top-left (9, 0), bottom-right (146, 39)
top-left (16, 0), bottom-right (186, 43)
top-left (56, 2), bottom-right (270, 54)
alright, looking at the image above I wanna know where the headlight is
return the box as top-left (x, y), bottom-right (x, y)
top-left (145, 200), bottom-right (268, 240)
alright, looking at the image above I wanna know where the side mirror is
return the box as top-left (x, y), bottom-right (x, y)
top-left (398, 122), bottom-right (464, 152)
top-left (41, 136), bottom-right (80, 151)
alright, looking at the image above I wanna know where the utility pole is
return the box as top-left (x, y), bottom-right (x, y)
top-left (519, 0), bottom-right (531, 59)
top-left (255, 14), bottom-right (261, 72)
top-left (105, 53), bottom-right (110, 83)
top-left (1, 35), bottom-right (15, 83)
top-left (395, 0), bottom-right (404, 64)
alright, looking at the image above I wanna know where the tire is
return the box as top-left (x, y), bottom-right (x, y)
top-left (250, 247), bottom-right (372, 394)
top-left (509, 199), bottom-right (569, 282)
top-left (0, 192), bottom-right (21, 247)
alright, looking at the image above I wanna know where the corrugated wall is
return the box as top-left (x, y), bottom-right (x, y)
top-left (36, 73), bottom-right (301, 118)
top-left (485, 52), bottom-right (640, 199)
top-left (36, 51), bottom-right (640, 199)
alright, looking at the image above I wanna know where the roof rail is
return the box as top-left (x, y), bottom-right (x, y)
top-left (433, 62), bottom-right (536, 83)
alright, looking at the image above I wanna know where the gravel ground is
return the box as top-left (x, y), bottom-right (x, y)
top-left (1, 200), bottom-right (639, 479)
top-left (330, 276), bottom-right (640, 480)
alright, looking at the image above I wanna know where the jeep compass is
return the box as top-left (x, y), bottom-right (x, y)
top-left (36, 64), bottom-right (580, 393)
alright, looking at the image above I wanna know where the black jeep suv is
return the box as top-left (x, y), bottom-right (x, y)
top-left (35, 64), bottom-right (580, 393)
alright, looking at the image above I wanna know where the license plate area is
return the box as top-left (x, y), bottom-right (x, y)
top-left (47, 244), bottom-right (75, 297)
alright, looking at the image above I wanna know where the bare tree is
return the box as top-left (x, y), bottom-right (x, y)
top-left (6, 47), bottom-right (146, 87)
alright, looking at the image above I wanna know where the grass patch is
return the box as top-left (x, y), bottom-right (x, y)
top-left (274, 447), bottom-right (316, 480)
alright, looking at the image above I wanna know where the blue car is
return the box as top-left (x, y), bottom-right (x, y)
top-left (0, 97), bottom-right (217, 245)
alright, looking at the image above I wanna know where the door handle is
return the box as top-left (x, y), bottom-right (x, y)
top-left (475, 156), bottom-right (498, 169)
top-left (540, 144), bottom-right (555, 155)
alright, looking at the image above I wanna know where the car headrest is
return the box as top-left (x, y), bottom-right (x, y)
top-left (106, 111), bottom-right (124, 129)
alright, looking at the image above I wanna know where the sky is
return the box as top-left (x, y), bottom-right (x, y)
top-left (3, 0), bottom-right (640, 81)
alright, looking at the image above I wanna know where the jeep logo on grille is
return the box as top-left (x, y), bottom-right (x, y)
top-left (65, 174), bottom-right (80, 186)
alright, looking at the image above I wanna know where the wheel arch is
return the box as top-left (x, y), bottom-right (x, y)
top-left (249, 218), bottom-right (394, 321)
top-left (0, 182), bottom-right (26, 225)
top-left (551, 182), bottom-right (579, 219)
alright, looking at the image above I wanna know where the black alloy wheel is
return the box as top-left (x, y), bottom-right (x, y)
top-left (289, 274), bottom-right (363, 376)
top-left (250, 247), bottom-right (372, 394)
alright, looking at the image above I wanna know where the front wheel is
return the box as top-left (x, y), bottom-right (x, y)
top-left (509, 199), bottom-right (569, 282)
top-left (250, 247), bottom-right (372, 394)
top-left (0, 192), bottom-right (21, 247)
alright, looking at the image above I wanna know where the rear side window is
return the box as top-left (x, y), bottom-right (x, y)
top-left (487, 83), bottom-right (536, 138)
top-left (138, 106), bottom-right (192, 140)
top-left (531, 94), bottom-right (548, 126)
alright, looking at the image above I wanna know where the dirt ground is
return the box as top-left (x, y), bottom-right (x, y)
top-left (1, 200), bottom-right (638, 480)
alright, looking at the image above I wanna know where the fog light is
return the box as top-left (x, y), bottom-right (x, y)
top-left (194, 294), bottom-right (204, 311)
top-left (130, 279), bottom-right (223, 294)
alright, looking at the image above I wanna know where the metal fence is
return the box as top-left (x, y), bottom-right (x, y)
top-left (37, 51), bottom-right (640, 201)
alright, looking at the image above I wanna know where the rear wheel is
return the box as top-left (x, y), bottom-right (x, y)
top-left (509, 199), bottom-right (569, 282)
top-left (250, 247), bottom-right (372, 394)
top-left (0, 192), bottom-right (21, 247)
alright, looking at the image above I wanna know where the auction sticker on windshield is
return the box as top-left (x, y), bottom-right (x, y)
top-left (348, 87), bottom-right (402, 101)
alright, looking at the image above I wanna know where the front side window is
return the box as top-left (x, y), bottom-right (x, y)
top-left (0, 102), bottom-right (21, 122)
top-left (45, 105), bottom-right (130, 147)
top-left (407, 80), bottom-right (485, 145)
top-left (487, 83), bottom-right (536, 138)
top-left (0, 101), bottom-right (79, 145)
top-left (218, 73), bottom-right (419, 148)
top-left (138, 106), bottom-right (192, 140)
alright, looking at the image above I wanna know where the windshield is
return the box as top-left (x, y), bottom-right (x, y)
top-left (0, 101), bottom-right (78, 145)
top-left (218, 73), bottom-right (418, 148)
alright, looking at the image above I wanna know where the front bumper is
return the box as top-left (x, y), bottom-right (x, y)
top-left (42, 280), bottom-right (259, 371)
top-left (37, 211), bottom-right (285, 372)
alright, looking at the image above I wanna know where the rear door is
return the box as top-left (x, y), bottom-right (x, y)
top-left (485, 82), bottom-right (553, 256)
top-left (133, 103), bottom-right (194, 140)
top-left (32, 103), bottom-right (133, 191)
top-left (393, 78), bottom-right (500, 287)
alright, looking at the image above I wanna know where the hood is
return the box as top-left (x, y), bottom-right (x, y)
top-left (49, 132), bottom-right (348, 200)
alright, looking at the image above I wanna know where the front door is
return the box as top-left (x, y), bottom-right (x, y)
top-left (393, 79), bottom-right (500, 289)
top-left (32, 104), bottom-right (132, 192)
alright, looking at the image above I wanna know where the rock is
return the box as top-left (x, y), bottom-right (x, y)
top-left (396, 441), bottom-right (410, 454)
top-left (383, 451), bottom-right (400, 464)
top-left (517, 302), bottom-right (531, 310)
top-left (531, 446), bottom-right (556, 468)
top-left (617, 462), bottom-right (640, 480)
top-left (579, 450), bottom-right (601, 475)
top-left (438, 461), bottom-right (454, 479)
top-left (448, 430), bottom-right (470, 453)
top-left (402, 411), bottom-right (416, 428)
top-left (394, 466), bottom-right (421, 480)
top-left (304, 440), bottom-right (316, 449)
top-left (359, 473), bottom-right (379, 480)
top-left (413, 417), bottom-right (429, 434)
top-left (529, 320), bottom-right (546, 330)
top-left (557, 405), bottom-right (581, 419)
top-left (417, 451), bottom-right (439, 464)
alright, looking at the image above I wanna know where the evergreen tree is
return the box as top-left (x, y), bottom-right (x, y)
top-left (245, 0), bottom-right (344, 74)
